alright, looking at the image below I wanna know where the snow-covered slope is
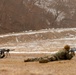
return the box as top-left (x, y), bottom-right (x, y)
top-left (0, 28), bottom-right (76, 53)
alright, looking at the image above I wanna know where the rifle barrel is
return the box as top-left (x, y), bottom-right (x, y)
top-left (3, 49), bottom-right (15, 52)
top-left (70, 48), bottom-right (76, 52)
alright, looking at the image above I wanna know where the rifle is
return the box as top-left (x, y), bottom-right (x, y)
top-left (69, 48), bottom-right (76, 52)
top-left (3, 49), bottom-right (14, 52)
top-left (0, 49), bottom-right (15, 58)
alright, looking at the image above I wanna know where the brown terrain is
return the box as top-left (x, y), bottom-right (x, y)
top-left (0, 53), bottom-right (76, 75)
top-left (0, 0), bottom-right (76, 75)
top-left (0, 28), bottom-right (75, 75)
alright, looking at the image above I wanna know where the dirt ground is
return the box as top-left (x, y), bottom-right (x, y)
top-left (0, 29), bottom-right (76, 75)
top-left (0, 53), bottom-right (76, 75)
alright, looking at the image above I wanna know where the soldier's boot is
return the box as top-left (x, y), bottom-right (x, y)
top-left (24, 58), bottom-right (39, 62)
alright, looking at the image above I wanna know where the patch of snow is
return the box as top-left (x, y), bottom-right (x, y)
top-left (56, 12), bottom-right (65, 22)
top-left (46, 19), bottom-right (50, 25)
top-left (53, 37), bottom-right (76, 41)
top-left (16, 37), bottom-right (19, 43)
top-left (9, 51), bottom-right (57, 54)
top-left (46, 8), bottom-right (57, 16)
top-left (0, 28), bottom-right (76, 38)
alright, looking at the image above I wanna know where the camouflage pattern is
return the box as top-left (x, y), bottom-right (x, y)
top-left (53, 48), bottom-right (73, 60)
top-left (24, 45), bottom-right (75, 63)
top-left (24, 57), bottom-right (40, 62)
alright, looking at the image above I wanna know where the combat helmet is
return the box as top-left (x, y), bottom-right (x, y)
top-left (64, 45), bottom-right (70, 50)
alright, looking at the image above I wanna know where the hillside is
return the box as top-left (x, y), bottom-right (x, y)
top-left (0, 0), bottom-right (76, 34)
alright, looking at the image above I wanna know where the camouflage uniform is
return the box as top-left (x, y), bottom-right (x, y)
top-left (24, 45), bottom-right (75, 63)
top-left (24, 55), bottom-right (56, 63)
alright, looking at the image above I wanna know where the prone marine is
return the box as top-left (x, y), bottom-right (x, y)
top-left (24, 45), bottom-right (75, 63)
